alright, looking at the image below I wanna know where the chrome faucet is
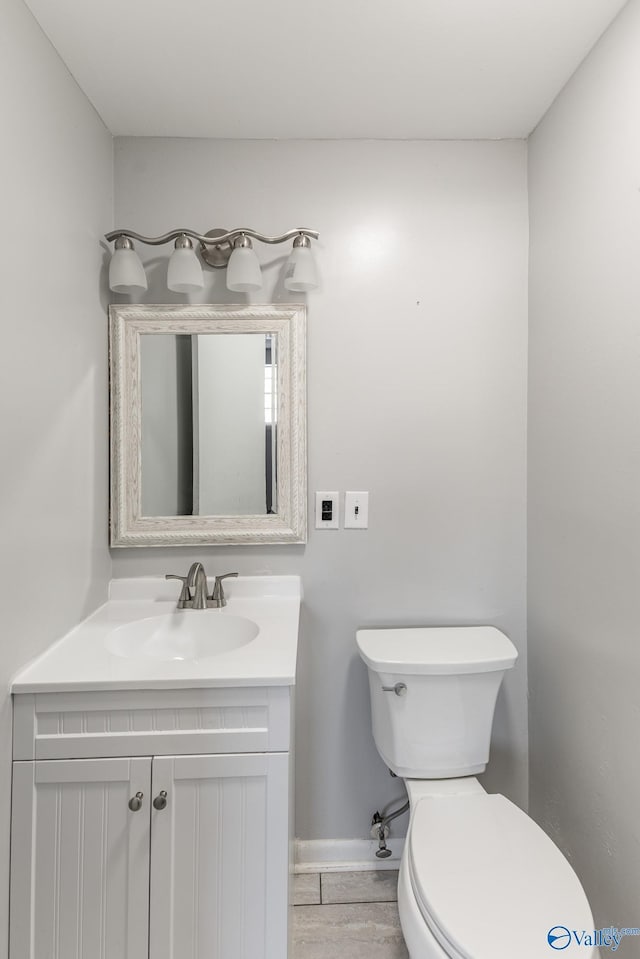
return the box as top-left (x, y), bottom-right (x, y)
top-left (187, 562), bottom-right (209, 610)
top-left (166, 565), bottom-right (238, 610)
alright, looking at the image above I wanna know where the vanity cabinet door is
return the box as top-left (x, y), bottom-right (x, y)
top-left (10, 757), bottom-right (151, 959)
top-left (149, 753), bottom-right (289, 959)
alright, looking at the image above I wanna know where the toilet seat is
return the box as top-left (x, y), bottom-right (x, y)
top-left (407, 793), bottom-right (595, 959)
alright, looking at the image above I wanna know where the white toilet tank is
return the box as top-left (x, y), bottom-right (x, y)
top-left (356, 626), bottom-right (518, 779)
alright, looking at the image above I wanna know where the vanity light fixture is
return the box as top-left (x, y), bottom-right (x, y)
top-left (284, 233), bottom-right (319, 292)
top-left (108, 236), bottom-right (148, 293)
top-left (105, 226), bottom-right (320, 294)
top-left (226, 234), bottom-right (262, 293)
top-left (167, 235), bottom-right (204, 293)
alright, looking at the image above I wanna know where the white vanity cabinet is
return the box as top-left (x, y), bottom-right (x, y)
top-left (10, 686), bottom-right (293, 959)
top-left (11, 757), bottom-right (152, 959)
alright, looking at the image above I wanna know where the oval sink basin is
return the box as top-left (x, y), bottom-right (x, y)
top-left (105, 613), bottom-right (259, 662)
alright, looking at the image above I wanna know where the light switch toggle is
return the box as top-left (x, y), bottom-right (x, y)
top-left (345, 491), bottom-right (369, 529)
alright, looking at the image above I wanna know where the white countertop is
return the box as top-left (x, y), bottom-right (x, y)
top-left (12, 576), bottom-right (301, 694)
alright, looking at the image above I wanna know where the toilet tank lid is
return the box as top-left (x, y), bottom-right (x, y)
top-left (356, 626), bottom-right (517, 674)
top-left (409, 794), bottom-right (595, 959)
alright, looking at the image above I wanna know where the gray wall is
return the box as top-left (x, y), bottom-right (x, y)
top-left (140, 335), bottom-right (185, 515)
top-left (112, 138), bottom-right (529, 840)
top-left (0, 0), bottom-right (113, 946)
top-left (528, 0), bottom-right (640, 927)
top-left (195, 335), bottom-right (266, 515)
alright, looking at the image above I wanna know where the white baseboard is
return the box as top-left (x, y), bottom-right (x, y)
top-left (294, 838), bottom-right (405, 873)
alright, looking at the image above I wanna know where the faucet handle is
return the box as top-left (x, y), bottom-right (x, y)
top-left (165, 574), bottom-right (191, 608)
top-left (211, 572), bottom-right (238, 608)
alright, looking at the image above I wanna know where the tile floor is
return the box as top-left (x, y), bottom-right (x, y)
top-left (293, 870), bottom-right (409, 959)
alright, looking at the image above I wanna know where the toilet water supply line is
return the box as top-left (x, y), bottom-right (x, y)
top-left (371, 792), bottom-right (410, 859)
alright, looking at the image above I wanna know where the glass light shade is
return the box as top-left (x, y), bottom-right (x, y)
top-left (109, 247), bottom-right (148, 293)
top-left (284, 245), bottom-right (319, 292)
top-left (226, 246), bottom-right (263, 292)
top-left (167, 246), bottom-right (204, 293)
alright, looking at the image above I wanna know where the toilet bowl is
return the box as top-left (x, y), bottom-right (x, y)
top-left (356, 627), bottom-right (598, 959)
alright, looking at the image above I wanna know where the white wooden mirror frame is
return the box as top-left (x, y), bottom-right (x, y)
top-left (109, 304), bottom-right (307, 546)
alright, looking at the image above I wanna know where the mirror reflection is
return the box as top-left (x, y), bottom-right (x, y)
top-left (140, 333), bottom-right (277, 517)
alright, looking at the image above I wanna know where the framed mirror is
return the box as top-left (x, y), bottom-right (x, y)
top-left (109, 304), bottom-right (306, 546)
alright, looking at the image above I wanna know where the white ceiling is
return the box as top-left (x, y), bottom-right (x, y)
top-left (24, 0), bottom-right (628, 139)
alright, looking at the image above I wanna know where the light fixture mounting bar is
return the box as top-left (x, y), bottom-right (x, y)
top-left (104, 227), bottom-right (319, 246)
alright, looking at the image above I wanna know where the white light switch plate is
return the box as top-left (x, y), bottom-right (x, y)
top-left (344, 491), bottom-right (369, 529)
top-left (315, 491), bottom-right (339, 529)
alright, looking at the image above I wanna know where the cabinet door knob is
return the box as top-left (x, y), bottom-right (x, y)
top-left (128, 791), bottom-right (144, 812)
top-left (153, 790), bottom-right (168, 810)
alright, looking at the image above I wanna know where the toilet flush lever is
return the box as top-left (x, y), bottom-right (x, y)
top-left (382, 682), bottom-right (407, 696)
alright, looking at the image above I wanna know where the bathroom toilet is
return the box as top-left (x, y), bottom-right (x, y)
top-left (356, 626), bottom-right (598, 959)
